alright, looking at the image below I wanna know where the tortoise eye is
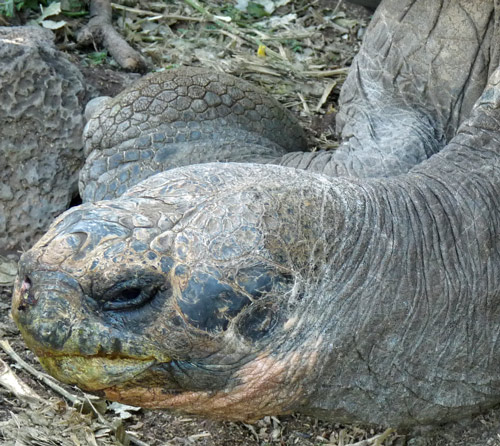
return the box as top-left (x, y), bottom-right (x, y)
top-left (92, 272), bottom-right (167, 311)
top-left (100, 275), bottom-right (166, 312)
top-left (118, 287), bottom-right (141, 301)
top-left (103, 285), bottom-right (157, 311)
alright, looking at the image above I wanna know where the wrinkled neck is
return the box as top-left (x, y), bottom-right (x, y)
top-left (296, 80), bottom-right (500, 424)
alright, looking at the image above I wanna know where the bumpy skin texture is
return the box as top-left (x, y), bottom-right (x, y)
top-left (0, 27), bottom-right (86, 252)
top-left (10, 0), bottom-right (500, 430)
top-left (81, 68), bottom-right (307, 202)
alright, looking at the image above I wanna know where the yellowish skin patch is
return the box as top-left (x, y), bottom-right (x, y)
top-left (39, 356), bottom-right (158, 391)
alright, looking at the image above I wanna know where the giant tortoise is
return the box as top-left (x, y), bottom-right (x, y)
top-left (11, 0), bottom-right (500, 429)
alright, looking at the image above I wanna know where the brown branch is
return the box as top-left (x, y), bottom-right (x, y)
top-left (0, 356), bottom-right (44, 407)
top-left (77, 0), bottom-right (148, 72)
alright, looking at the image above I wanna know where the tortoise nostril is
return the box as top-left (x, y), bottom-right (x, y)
top-left (21, 276), bottom-right (32, 293)
top-left (18, 276), bottom-right (36, 312)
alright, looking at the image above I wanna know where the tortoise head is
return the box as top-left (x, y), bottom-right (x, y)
top-left (12, 164), bottom-right (330, 420)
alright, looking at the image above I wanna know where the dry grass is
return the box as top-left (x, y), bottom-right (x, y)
top-left (104, 0), bottom-right (371, 149)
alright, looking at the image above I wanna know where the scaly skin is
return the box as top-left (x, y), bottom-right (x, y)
top-left (10, 0), bottom-right (500, 429)
top-left (80, 68), bottom-right (308, 201)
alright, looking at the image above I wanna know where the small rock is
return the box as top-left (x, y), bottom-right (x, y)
top-left (0, 255), bottom-right (17, 286)
top-left (0, 26), bottom-right (86, 253)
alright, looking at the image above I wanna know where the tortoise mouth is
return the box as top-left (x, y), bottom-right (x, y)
top-left (38, 355), bottom-right (159, 391)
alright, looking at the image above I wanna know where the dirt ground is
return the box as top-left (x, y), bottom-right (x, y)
top-left (2, 1), bottom-right (500, 445)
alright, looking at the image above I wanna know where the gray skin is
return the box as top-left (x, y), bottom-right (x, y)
top-left (10, 0), bottom-right (500, 429)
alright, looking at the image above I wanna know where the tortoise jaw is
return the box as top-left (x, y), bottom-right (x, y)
top-left (38, 355), bottom-right (159, 391)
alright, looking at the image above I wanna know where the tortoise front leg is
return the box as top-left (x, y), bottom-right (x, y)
top-left (279, 0), bottom-right (496, 178)
top-left (80, 68), bottom-right (308, 202)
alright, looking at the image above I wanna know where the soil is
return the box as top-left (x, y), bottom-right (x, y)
top-left (1, 1), bottom-right (500, 445)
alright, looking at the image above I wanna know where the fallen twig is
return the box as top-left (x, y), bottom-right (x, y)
top-left (0, 357), bottom-right (44, 407)
top-left (111, 2), bottom-right (202, 22)
top-left (315, 81), bottom-right (337, 112)
top-left (297, 92), bottom-right (310, 114)
top-left (78, 0), bottom-right (148, 72)
top-left (302, 68), bottom-right (350, 77)
top-left (125, 432), bottom-right (151, 446)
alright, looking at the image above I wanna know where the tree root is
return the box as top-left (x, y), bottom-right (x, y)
top-left (77, 0), bottom-right (148, 72)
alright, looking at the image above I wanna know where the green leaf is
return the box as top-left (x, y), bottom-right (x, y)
top-left (0, 0), bottom-right (15, 17)
top-left (38, 1), bottom-right (60, 20)
top-left (60, 0), bottom-right (84, 12)
top-left (87, 51), bottom-right (108, 65)
top-left (246, 2), bottom-right (269, 18)
top-left (40, 18), bottom-right (66, 28)
top-left (334, 17), bottom-right (359, 29)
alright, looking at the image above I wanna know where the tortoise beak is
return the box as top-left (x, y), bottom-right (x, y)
top-left (11, 268), bottom-right (171, 392)
top-left (39, 355), bottom-right (157, 391)
top-left (12, 270), bottom-right (81, 355)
